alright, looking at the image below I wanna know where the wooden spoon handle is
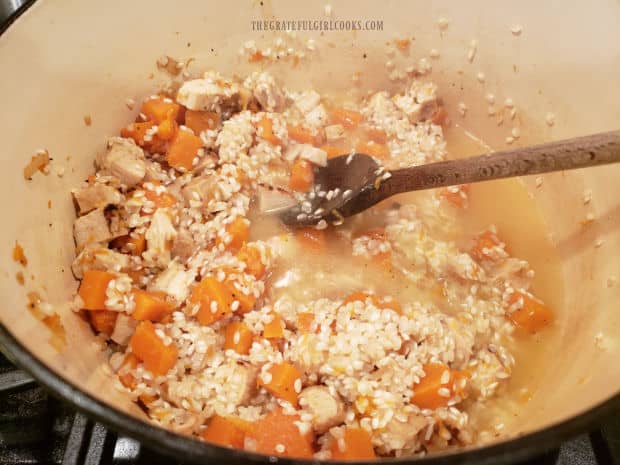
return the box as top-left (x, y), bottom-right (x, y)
top-left (383, 130), bottom-right (620, 196)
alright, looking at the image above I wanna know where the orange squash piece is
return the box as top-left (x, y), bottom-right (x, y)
top-left (321, 145), bottom-right (348, 159)
top-left (330, 108), bottom-right (363, 128)
top-left (143, 183), bottom-right (177, 208)
top-left (356, 141), bottom-right (390, 160)
top-left (287, 125), bottom-right (316, 145)
top-left (246, 408), bottom-right (315, 458)
top-left (111, 234), bottom-right (146, 256)
top-left (365, 127), bottom-right (388, 144)
top-left (78, 270), bottom-right (115, 310)
top-left (223, 321), bottom-right (254, 355)
top-left (88, 310), bottom-right (118, 334)
top-left (508, 291), bottom-right (554, 333)
top-left (411, 363), bottom-right (470, 410)
top-left (121, 121), bottom-right (156, 146)
top-left (156, 117), bottom-right (177, 141)
top-left (236, 244), bottom-right (266, 279)
top-left (117, 352), bottom-right (139, 389)
top-left (201, 415), bottom-right (251, 449)
top-left (263, 313), bottom-right (284, 339)
top-left (225, 278), bottom-right (257, 314)
top-left (331, 427), bottom-right (376, 460)
top-left (258, 362), bottom-right (302, 406)
top-left (256, 116), bottom-right (281, 145)
top-left (288, 159), bottom-right (315, 192)
top-left (167, 129), bottom-right (203, 171)
top-left (131, 289), bottom-right (176, 322)
top-left (217, 217), bottom-right (250, 252)
top-left (141, 97), bottom-right (180, 124)
top-left (185, 110), bottom-right (219, 135)
top-left (191, 276), bottom-right (234, 325)
top-left (129, 321), bottom-right (178, 376)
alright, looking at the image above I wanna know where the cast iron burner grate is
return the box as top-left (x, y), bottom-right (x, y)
top-left (0, 352), bottom-right (618, 465)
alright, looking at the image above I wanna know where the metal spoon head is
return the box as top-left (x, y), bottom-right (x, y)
top-left (279, 153), bottom-right (383, 227)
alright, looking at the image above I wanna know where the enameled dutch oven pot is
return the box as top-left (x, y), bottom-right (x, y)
top-left (1, 1), bottom-right (619, 463)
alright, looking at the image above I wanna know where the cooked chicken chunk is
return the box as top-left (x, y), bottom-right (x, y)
top-left (72, 184), bottom-right (123, 215)
top-left (73, 209), bottom-right (112, 249)
top-left (110, 313), bottom-right (137, 346)
top-left (257, 186), bottom-right (295, 213)
top-left (286, 143), bottom-right (327, 167)
top-left (293, 90), bottom-right (321, 114)
top-left (244, 71), bottom-right (287, 112)
top-left (299, 386), bottom-right (345, 433)
top-left (97, 137), bottom-right (146, 188)
top-left (181, 175), bottom-right (217, 206)
top-left (71, 246), bottom-right (130, 278)
top-left (176, 71), bottom-right (240, 112)
top-left (299, 144), bottom-right (327, 167)
top-left (392, 81), bottom-right (439, 123)
top-left (228, 364), bottom-right (257, 406)
top-left (143, 210), bottom-right (177, 267)
top-left (149, 261), bottom-right (195, 303)
top-left (171, 228), bottom-right (195, 261)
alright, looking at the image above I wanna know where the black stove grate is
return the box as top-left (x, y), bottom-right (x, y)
top-left (0, 351), bottom-right (618, 465)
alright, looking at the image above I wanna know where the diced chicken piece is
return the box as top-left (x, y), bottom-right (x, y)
top-left (149, 261), bottom-right (195, 303)
top-left (181, 175), bottom-right (217, 206)
top-left (107, 208), bottom-right (129, 239)
top-left (379, 414), bottom-right (427, 453)
top-left (286, 143), bottom-right (327, 167)
top-left (71, 246), bottom-right (130, 278)
top-left (110, 313), bottom-right (137, 346)
top-left (325, 124), bottom-right (345, 142)
top-left (176, 71), bottom-right (240, 112)
top-left (300, 144), bottom-right (328, 167)
top-left (243, 71), bottom-right (287, 112)
top-left (228, 364), bottom-right (257, 406)
top-left (143, 159), bottom-right (168, 182)
top-left (299, 386), bottom-right (345, 433)
top-left (304, 104), bottom-right (328, 132)
top-left (192, 151), bottom-right (218, 175)
top-left (392, 95), bottom-right (423, 123)
top-left (143, 210), bottom-right (177, 267)
top-left (171, 228), bottom-right (195, 262)
top-left (72, 184), bottom-right (123, 215)
top-left (73, 209), bottom-right (112, 250)
top-left (257, 185), bottom-right (295, 213)
top-left (97, 137), bottom-right (146, 188)
top-left (393, 81), bottom-right (439, 123)
top-left (293, 90), bottom-right (321, 114)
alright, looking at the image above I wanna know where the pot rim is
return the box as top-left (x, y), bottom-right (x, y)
top-left (1, 2), bottom-right (619, 464)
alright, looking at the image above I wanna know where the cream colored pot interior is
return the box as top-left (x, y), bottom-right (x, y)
top-left (1, 0), bottom-right (619, 452)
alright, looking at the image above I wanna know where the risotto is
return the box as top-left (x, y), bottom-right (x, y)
top-left (70, 69), bottom-right (554, 459)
